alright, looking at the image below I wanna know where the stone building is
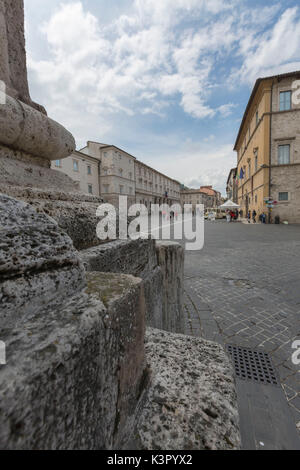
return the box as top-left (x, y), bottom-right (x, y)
top-left (200, 186), bottom-right (222, 208)
top-left (51, 150), bottom-right (100, 196)
top-left (135, 160), bottom-right (181, 209)
top-left (234, 70), bottom-right (300, 223)
top-left (56, 140), bottom-right (181, 209)
top-left (180, 189), bottom-right (207, 212)
top-left (226, 168), bottom-right (237, 202)
top-left (80, 141), bottom-right (136, 207)
top-left (180, 186), bottom-right (221, 211)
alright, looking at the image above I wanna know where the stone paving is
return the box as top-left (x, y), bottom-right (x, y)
top-left (182, 220), bottom-right (300, 444)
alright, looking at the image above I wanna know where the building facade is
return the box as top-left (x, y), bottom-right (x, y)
top-left (135, 160), bottom-right (181, 209)
top-left (53, 140), bottom-right (180, 209)
top-left (234, 71), bottom-right (300, 223)
top-left (180, 189), bottom-right (207, 212)
top-left (180, 186), bottom-right (221, 211)
top-left (51, 150), bottom-right (100, 196)
top-left (81, 142), bottom-right (136, 207)
top-left (199, 186), bottom-right (222, 208)
top-left (226, 168), bottom-right (237, 202)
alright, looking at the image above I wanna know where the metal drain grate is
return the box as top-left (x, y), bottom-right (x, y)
top-left (226, 344), bottom-right (279, 386)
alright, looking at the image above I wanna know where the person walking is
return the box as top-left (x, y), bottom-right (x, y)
top-left (262, 212), bottom-right (266, 224)
top-left (252, 210), bottom-right (257, 224)
top-left (247, 210), bottom-right (251, 223)
top-left (226, 210), bottom-right (231, 223)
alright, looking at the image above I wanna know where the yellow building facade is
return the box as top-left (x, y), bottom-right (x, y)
top-left (234, 78), bottom-right (273, 218)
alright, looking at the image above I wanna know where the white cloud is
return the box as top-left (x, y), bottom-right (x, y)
top-left (28, 0), bottom-right (241, 126)
top-left (145, 141), bottom-right (236, 195)
top-left (237, 7), bottom-right (300, 84)
top-left (25, 1), bottom-right (300, 193)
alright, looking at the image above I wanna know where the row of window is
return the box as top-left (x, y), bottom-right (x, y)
top-left (239, 91), bottom-right (294, 159)
top-left (248, 192), bottom-right (289, 204)
top-left (55, 159), bottom-right (92, 175)
top-left (240, 144), bottom-right (291, 182)
top-left (102, 185), bottom-right (134, 195)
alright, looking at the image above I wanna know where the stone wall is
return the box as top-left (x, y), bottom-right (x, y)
top-left (0, 195), bottom-right (148, 449)
top-left (270, 77), bottom-right (300, 223)
top-left (129, 328), bottom-right (241, 450)
top-left (80, 239), bottom-right (184, 334)
top-left (156, 241), bottom-right (184, 334)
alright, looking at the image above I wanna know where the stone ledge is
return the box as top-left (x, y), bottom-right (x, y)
top-left (132, 328), bottom-right (241, 450)
top-left (0, 271), bottom-right (147, 450)
top-left (0, 95), bottom-right (75, 161)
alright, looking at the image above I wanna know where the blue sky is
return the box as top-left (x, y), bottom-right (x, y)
top-left (24, 0), bottom-right (300, 194)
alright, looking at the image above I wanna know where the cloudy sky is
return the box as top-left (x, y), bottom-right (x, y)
top-left (24, 0), bottom-right (300, 194)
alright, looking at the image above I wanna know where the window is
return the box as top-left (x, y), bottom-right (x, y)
top-left (73, 160), bottom-right (79, 172)
top-left (279, 192), bottom-right (289, 201)
top-left (119, 168), bottom-right (123, 176)
top-left (88, 184), bottom-right (93, 195)
top-left (256, 111), bottom-right (259, 126)
top-left (278, 145), bottom-right (290, 165)
top-left (119, 185), bottom-right (124, 194)
top-left (129, 172), bottom-right (132, 180)
top-left (55, 160), bottom-right (61, 168)
top-left (255, 195), bottom-right (257, 203)
top-left (103, 184), bottom-right (109, 194)
top-left (254, 154), bottom-right (258, 172)
top-left (279, 91), bottom-right (291, 111)
top-left (87, 165), bottom-right (91, 175)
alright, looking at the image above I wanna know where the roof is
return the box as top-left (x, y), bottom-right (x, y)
top-left (220, 200), bottom-right (240, 209)
top-left (86, 141), bottom-right (137, 161)
top-left (181, 189), bottom-right (207, 195)
top-left (199, 186), bottom-right (217, 197)
top-left (72, 149), bottom-right (100, 163)
top-left (233, 70), bottom-right (300, 151)
top-left (82, 141), bottom-right (181, 186)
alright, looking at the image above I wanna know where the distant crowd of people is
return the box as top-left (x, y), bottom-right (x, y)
top-left (246, 210), bottom-right (267, 224)
top-left (226, 209), bottom-right (267, 224)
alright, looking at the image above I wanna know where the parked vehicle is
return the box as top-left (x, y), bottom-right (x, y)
top-left (205, 208), bottom-right (226, 220)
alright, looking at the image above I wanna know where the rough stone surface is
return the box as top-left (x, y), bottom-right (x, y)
top-left (0, 272), bottom-right (147, 449)
top-left (81, 239), bottom-right (158, 279)
top-left (0, 0), bottom-right (75, 162)
top-left (133, 328), bottom-right (241, 450)
top-left (81, 239), bottom-right (165, 328)
top-left (0, 95), bottom-right (75, 161)
top-left (0, 195), bottom-right (149, 450)
top-left (156, 241), bottom-right (184, 333)
top-left (0, 193), bottom-right (86, 329)
top-left (0, 186), bottom-right (104, 250)
top-left (0, 0), bottom-right (44, 112)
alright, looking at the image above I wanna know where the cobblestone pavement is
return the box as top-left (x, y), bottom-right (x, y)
top-left (182, 220), bottom-right (300, 446)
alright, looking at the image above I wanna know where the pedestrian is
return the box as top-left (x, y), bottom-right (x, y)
top-left (226, 210), bottom-right (231, 223)
top-left (262, 212), bottom-right (266, 224)
top-left (252, 210), bottom-right (257, 224)
top-left (247, 210), bottom-right (251, 223)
